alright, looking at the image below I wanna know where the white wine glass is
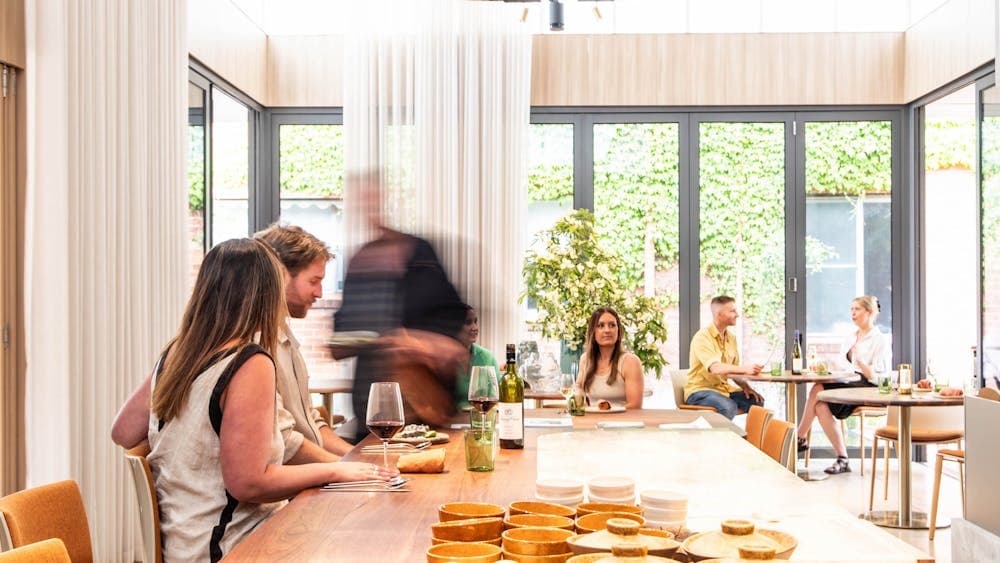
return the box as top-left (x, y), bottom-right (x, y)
top-left (468, 366), bottom-right (499, 437)
top-left (366, 382), bottom-right (405, 470)
top-left (559, 371), bottom-right (576, 413)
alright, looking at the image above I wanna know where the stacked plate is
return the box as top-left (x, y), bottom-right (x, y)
top-left (535, 478), bottom-right (585, 506)
top-left (638, 489), bottom-right (687, 531)
top-left (586, 476), bottom-right (635, 505)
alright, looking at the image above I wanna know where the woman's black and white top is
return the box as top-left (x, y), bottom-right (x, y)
top-left (148, 345), bottom-right (286, 562)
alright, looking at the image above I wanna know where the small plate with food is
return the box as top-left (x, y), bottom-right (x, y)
top-left (584, 401), bottom-right (627, 413)
top-left (913, 380), bottom-right (934, 393)
top-left (390, 424), bottom-right (450, 444)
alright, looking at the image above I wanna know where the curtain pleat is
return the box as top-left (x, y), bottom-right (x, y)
top-left (25, 1), bottom-right (187, 560)
top-left (344, 0), bottom-right (530, 357)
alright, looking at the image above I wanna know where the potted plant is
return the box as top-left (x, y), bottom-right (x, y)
top-left (521, 209), bottom-right (668, 376)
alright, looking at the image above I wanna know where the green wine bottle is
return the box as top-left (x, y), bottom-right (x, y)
top-left (498, 344), bottom-right (524, 449)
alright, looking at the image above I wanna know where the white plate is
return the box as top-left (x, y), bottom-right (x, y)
top-left (585, 405), bottom-right (626, 413)
top-left (535, 493), bottom-right (584, 506)
top-left (536, 478), bottom-right (585, 497)
top-left (640, 489), bottom-right (688, 509)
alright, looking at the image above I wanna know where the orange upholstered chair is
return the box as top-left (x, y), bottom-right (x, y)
top-left (0, 539), bottom-right (70, 563)
top-left (124, 444), bottom-right (162, 563)
top-left (745, 405), bottom-right (773, 450)
top-left (0, 480), bottom-right (92, 563)
top-left (760, 419), bottom-right (795, 472)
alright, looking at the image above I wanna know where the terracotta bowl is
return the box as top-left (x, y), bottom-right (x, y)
top-left (500, 547), bottom-right (574, 562)
top-left (431, 517), bottom-right (505, 542)
top-left (509, 500), bottom-right (577, 518)
top-left (502, 526), bottom-right (575, 556)
top-left (575, 512), bottom-right (646, 534)
top-left (439, 502), bottom-right (507, 522)
top-left (505, 514), bottom-right (576, 531)
top-left (575, 503), bottom-right (642, 517)
top-left (431, 537), bottom-right (502, 546)
top-left (426, 541), bottom-right (502, 563)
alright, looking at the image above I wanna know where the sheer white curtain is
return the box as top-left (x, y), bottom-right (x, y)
top-left (25, 1), bottom-right (186, 560)
top-left (343, 0), bottom-right (531, 356)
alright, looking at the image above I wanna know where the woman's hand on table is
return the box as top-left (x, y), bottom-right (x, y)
top-left (328, 462), bottom-right (400, 483)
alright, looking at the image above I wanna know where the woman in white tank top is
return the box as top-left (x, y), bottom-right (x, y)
top-left (112, 239), bottom-right (397, 562)
top-left (574, 307), bottom-right (645, 409)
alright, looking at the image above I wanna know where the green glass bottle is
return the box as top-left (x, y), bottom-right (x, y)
top-left (498, 344), bottom-right (524, 449)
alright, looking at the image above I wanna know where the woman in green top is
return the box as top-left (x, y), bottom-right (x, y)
top-left (454, 305), bottom-right (500, 410)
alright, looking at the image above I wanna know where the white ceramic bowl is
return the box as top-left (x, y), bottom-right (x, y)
top-left (587, 476), bottom-right (635, 498)
top-left (536, 478), bottom-right (585, 499)
top-left (535, 493), bottom-right (585, 506)
top-left (639, 490), bottom-right (688, 510)
top-left (586, 494), bottom-right (635, 505)
top-left (641, 506), bottom-right (687, 522)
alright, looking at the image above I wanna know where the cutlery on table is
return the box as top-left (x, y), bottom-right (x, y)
top-left (360, 442), bottom-right (430, 453)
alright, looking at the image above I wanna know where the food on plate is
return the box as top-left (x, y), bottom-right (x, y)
top-left (598, 400), bottom-right (612, 411)
top-left (396, 447), bottom-right (445, 473)
top-left (397, 424), bottom-right (437, 439)
top-left (939, 387), bottom-right (964, 397)
top-left (916, 379), bottom-right (933, 390)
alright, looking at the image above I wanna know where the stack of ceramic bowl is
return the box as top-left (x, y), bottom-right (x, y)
top-left (638, 490), bottom-right (687, 531)
top-left (535, 478), bottom-right (585, 506)
top-left (586, 476), bottom-right (635, 505)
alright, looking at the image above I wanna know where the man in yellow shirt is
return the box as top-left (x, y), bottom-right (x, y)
top-left (684, 295), bottom-right (764, 419)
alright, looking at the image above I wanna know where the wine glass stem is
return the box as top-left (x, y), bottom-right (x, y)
top-left (382, 440), bottom-right (388, 470)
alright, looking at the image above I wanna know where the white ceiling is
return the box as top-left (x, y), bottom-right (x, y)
top-left (230, 0), bottom-right (950, 36)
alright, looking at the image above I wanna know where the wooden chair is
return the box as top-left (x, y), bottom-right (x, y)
top-left (669, 370), bottom-right (717, 412)
top-left (745, 405), bottom-right (773, 450)
top-left (928, 388), bottom-right (999, 540)
top-left (868, 405), bottom-right (964, 512)
top-left (0, 480), bottom-right (92, 563)
top-left (761, 419), bottom-right (796, 472)
top-left (124, 444), bottom-right (162, 563)
top-left (803, 405), bottom-right (886, 476)
top-left (314, 405), bottom-right (346, 427)
top-left (0, 539), bottom-right (70, 563)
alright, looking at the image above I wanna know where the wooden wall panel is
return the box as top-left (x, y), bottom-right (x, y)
top-left (903, 0), bottom-right (995, 102)
top-left (530, 33), bottom-right (905, 106)
top-left (268, 35), bottom-right (344, 107)
top-left (0, 0), bottom-right (24, 68)
top-left (188, 0), bottom-right (268, 104)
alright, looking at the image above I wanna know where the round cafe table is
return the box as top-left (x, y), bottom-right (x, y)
top-left (817, 386), bottom-right (964, 529)
top-left (733, 371), bottom-right (859, 481)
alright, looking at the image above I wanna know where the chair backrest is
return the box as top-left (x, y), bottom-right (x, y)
top-left (978, 387), bottom-right (1000, 402)
top-left (886, 405), bottom-right (964, 432)
top-left (0, 539), bottom-right (70, 563)
top-left (0, 480), bottom-right (92, 563)
top-left (760, 419), bottom-right (795, 472)
top-left (125, 444), bottom-right (162, 563)
top-left (669, 370), bottom-right (689, 408)
top-left (745, 405), bottom-right (774, 450)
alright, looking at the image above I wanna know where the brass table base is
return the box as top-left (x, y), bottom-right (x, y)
top-left (861, 510), bottom-right (950, 530)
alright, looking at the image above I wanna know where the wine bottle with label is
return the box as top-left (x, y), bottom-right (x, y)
top-left (498, 343), bottom-right (524, 449)
top-left (791, 330), bottom-right (803, 375)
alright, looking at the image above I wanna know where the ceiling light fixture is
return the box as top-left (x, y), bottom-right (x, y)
top-left (549, 0), bottom-right (564, 31)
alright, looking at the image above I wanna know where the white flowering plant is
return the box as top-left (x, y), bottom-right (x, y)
top-left (521, 209), bottom-right (669, 376)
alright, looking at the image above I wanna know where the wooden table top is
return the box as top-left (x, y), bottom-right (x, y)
top-left (735, 371), bottom-right (860, 384)
top-left (818, 386), bottom-right (965, 407)
top-left (225, 410), bottom-right (929, 562)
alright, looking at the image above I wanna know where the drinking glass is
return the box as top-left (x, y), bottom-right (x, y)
top-left (769, 360), bottom-right (782, 376)
top-left (468, 366), bottom-right (499, 434)
top-left (366, 382), bottom-right (405, 470)
top-left (927, 359), bottom-right (944, 391)
top-left (874, 358), bottom-right (891, 394)
top-left (559, 371), bottom-right (576, 411)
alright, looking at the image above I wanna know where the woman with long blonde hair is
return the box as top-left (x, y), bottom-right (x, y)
top-left (112, 239), bottom-right (395, 561)
top-left (574, 307), bottom-right (644, 410)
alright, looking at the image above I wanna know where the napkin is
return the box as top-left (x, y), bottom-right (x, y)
top-left (525, 418), bottom-right (573, 428)
top-left (658, 417), bottom-right (713, 430)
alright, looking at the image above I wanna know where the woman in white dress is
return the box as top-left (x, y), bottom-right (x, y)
top-left (575, 307), bottom-right (644, 410)
top-left (795, 295), bottom-right (890, 475)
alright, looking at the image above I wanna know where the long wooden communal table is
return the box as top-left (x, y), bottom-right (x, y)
top-left (225, 409), bottom-right (930, 562)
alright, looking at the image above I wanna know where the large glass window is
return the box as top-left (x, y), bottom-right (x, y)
top-left (698, 121), bottom-right (787, 413)
top-left (187, 81), bottom-right (207, 284)
top-left (211, 87), bottom-right (251, 244)
top-left (982, 84), bottom-right (1000, 391)
top-left (593, 122), bottom-right (680, 367)
top-left (278, 122), bottom-right (345, 380)
top-left (923, 87), bottom-right (977, 388)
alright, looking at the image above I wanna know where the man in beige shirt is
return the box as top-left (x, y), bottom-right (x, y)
top-left (684, 295), bottom-right (764, 419)
top-left (256, 224), bottom-right (354, 457)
